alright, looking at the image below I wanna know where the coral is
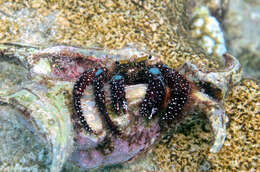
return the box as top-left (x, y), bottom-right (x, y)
top-left (152, 79), bottom-right (259, 171)
top-left (0, 0), bottom-right (219, 70)
top-left (152, 117), bottom-right (213, 171)
top-left (210, 79), bottom-right (259, 171)
top-left (191, 6), bottom-right (227, 58)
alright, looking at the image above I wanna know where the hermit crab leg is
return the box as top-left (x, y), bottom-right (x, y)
top-left (110, 74), bottom-right (128, 114)
top-left (73, 69), bottom-right (96, 132)
top-left (191, 91), bottom-right (227, 153)
top-left (160, 65), bottom-right (190, 120)
top-left (140, 67), bottom-right (166, 119)
top-left (93, 68), bottom-right (120, 134)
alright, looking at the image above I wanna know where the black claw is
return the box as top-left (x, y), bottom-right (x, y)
top-left (140, 67), bottom-right (166, 119)
top-left (93, 68), bottom-right (121, 134)
top-left (73, 70), bottom-right (95, 133)
top-left (110, 74), bottom-right (128, 115)
top-left (160, 67), bottom-right (190, 121)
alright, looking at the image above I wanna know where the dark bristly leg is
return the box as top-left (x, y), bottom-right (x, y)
top-left (140, 67), bottom-right (166, 119)
top-left (93, 68), bottom-right (120, 134)
top-left (160, 65), bottom-right (190, 121)
top-left (110, 74), bottom-right (128, 114)
top-left (73, 69), bottom-right (96, 132)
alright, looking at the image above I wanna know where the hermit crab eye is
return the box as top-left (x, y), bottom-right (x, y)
top-left (115, 61), bottom-right (120, 65)
top-left (148, 55), bottom-right (152, 60)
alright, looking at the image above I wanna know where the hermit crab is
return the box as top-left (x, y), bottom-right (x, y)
top-left (0, 44), bottom-right (241, 170)
top-left (72, 46), bottom-right (190, 134)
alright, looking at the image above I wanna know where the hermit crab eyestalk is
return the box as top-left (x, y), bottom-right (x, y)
top-left (115, 61), bottom-right (120, 66)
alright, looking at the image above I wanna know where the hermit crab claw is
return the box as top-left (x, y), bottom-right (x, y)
top-left (179, 53), bottom-right (242, 153)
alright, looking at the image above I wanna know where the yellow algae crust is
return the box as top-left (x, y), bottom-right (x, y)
top-left (0, 0), bottom-right (219, 70)
top-left (152, 79), bottom-right (259, 171)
